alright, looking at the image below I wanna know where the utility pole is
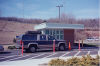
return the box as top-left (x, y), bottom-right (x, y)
top-left (22, 0), bottom-right (24, 22)
top-left (56, 5), bottom-right (63, 22)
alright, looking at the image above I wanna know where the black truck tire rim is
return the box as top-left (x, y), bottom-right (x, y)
top-left (30, 47), bottom-right (35, 53)
top-left (59, 45), bottom-right (65, 51)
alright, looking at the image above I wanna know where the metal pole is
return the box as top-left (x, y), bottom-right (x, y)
top-left (56, 5), bottom-right (63, 22)
top-left (23, 0), bottom-right (24, 22)
top-left (59, 7), bottom-right (60, 21)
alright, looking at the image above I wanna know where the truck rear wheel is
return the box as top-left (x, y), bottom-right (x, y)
top-left (59, 44), bottom-right (65, 51)
top-left (29, 46), bottom-right (36, 53)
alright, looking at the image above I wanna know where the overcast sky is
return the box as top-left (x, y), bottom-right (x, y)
top-left (0, 0), bottom-right (99, 19)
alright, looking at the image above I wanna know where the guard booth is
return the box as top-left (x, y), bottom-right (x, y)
top-left (34, 23), bottom-right (84, 48)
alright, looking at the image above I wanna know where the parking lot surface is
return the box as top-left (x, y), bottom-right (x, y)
top-left (0, 47), bottom-right (99, 62)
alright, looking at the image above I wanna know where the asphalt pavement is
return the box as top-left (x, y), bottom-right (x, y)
top-left (0, 47), bottom-right (99, 62)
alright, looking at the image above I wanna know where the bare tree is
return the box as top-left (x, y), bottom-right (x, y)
top-left (48, 13), bottom-right (76, 24)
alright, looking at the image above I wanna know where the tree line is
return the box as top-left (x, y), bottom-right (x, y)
top-left (0, 13), bottom-right (99, 29)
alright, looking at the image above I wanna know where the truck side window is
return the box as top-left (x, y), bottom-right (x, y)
top-left (23, 35), bottom-right (37, 40)
top-left (48, 36), bottom-right (55, 40)
top-left (40, 35), bottom-right (46, 40)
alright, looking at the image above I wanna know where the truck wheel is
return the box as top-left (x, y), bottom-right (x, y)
top-left (59, 45), bottom-right (65, 51)
top-left (29, 46), bottom-right (36, 53)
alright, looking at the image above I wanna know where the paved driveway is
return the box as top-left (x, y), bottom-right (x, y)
top-left (0, 47), bottom-right (99, 62)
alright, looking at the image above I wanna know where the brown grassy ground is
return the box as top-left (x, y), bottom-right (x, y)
top-left (0, 20), bottom-right (99, 44)
top-left (0, 20), bottom-right (36, 44)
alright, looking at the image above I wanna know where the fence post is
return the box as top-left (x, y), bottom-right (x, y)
top-left (22, 43), bottom-right (23, 56)
top-left (82, 40), bottom-right (84, 47)
top-left (53, 40), bottom-right (55, 53)
top-left (79, 40), bottom-right (80, 51)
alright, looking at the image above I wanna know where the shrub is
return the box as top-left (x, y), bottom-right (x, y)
top-left (66, 57), bottom-right (80, 66)
top-left (48, 58), bottom-right (66, 66)
top-left (79, 55), bottom-right (96, 66)
top-left (8, 46), bottom-right (16, 49)
top-left (48, 55), bottom-right (100, 66)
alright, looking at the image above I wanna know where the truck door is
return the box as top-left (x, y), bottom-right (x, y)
top-left (38, 35), bottom-right (49, 49)
top-left (47, 35), bottom-right (56, 48)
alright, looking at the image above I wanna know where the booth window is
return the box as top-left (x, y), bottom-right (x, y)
top-left (45, 29), bottom-right (64, 40)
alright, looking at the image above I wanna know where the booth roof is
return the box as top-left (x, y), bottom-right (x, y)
top-left (34, 23), bottom-right (84, 30)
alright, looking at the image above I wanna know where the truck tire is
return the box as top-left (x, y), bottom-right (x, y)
top-left (59, 44), bottom-right (65, 51)
top-left (29, 46), bottom-right (36, 53)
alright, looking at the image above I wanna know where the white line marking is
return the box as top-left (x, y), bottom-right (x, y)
top-left (28, 53), bottom-right (46, 59)
top-left (5, 54), bottom-right (32, 61)
top-left (0, 55), bottom-right (22, 60)
top-left (0, 56), bottom-right (6, 57)
top-left (98, 50), bottom-right (100, 55)
top-left (60, 52), bottom-right (70, 57)
top-left (87, 51), bottom-right (90, 55)
top-left (74, 51), bottom-right (81, 57)
top-left (43, 53), bottom-right (57, 58)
